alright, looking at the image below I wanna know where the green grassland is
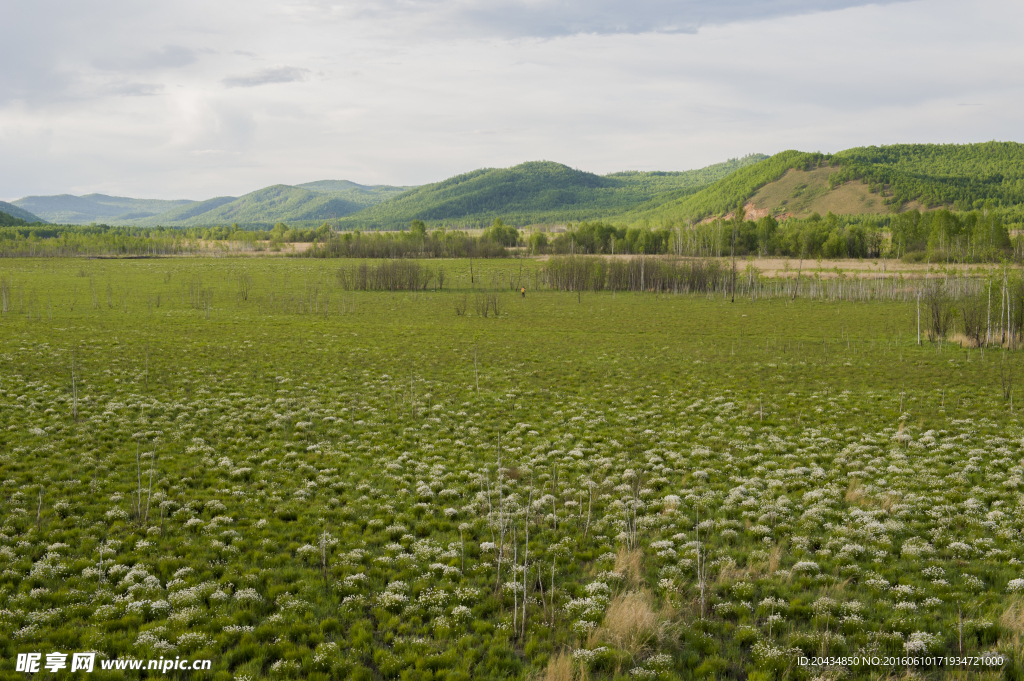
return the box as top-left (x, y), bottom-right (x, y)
top-left (1, 257), bottom-right (1023, 680)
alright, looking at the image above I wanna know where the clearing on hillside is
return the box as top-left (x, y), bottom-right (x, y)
top-left (748, 166), bottom-right (924, 218)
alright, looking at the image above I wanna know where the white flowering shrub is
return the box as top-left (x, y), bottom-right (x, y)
top-left (905, 631), bottom-right (942, 653)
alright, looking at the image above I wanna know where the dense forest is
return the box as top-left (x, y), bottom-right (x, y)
top-left (829, 142), bottom-right (1024, 210)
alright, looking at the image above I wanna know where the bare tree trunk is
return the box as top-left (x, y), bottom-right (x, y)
top-left (144, 453), bottom-right (155, 524)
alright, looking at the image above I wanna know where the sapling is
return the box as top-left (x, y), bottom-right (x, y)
top-left (144, 451), bottom-right (155, 525)
top-left (459, 522), bottom-right (469, 573)
top-left (512, 527), bottom-right (518, 632)
top-left (71, 349), bottom-right (78, 421)
top-left (320, 528), bottom-right (329, 591)
top-left (522, 474), bottom-right (533, 639)
top-left (695, 504), bottom-right (709, 620)
top-left (583, 479), bottom-right (593, 538)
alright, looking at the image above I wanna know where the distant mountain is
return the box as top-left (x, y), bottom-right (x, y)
top-left (12, 194), bottom-right (194, 225)
top-left (130, 182), bottom-right (414, 227)
top-left (337, 156), bottom-right (768, 229)
top-left (295, 180), bottom-right (386, 193)
top-left (12, 181), bottom-right (416, 227)
top-left (0, 201), bottom-right (46, 224)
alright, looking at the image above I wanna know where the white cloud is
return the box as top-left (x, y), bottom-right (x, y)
top-left (1, 0), bottom-right (1022, 200)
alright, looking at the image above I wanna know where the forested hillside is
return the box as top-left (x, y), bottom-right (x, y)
top-left (12, 182), bottom-right (413, 227)
top-left (12, 194), bottom-right (193, 224)
top-left (0, 201), bottom-right (46, 224)
top-left (131, 182), bottom-right (414, 227)
top-left (11, 143), bottom-right (1024, 232)
top-left (632, 142), bottom-right (1024, 225)
top-left (0, 210), bottom-right (31, 227)
top-left (829, 142), bottom-right (1024, 209)
top-left (336, 156), bottom-right (768, 230)
top-left (627, 151), bottom-right (823, 224)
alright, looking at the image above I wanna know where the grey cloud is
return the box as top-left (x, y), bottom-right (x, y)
top-left (94, 45), bottom-right (199, 71)
top-left (103, 82), bottom-right (165, 97)
top-left (328, 0), bottom-right (911, 37)
top-left (222, 66), bottom-right (311, 88)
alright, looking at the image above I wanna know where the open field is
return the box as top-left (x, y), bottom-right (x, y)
top-left (1, 258), bottom-right (1023, 680)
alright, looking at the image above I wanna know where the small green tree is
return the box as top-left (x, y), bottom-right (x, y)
top-left (482, 218), bottom-right (519, 247)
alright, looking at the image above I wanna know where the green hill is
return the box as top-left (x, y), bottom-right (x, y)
top-left (133, 182), bottom-right (413, 227)
top-left (626, 151), bottom-right (822, 224)
top-left (630, 142), bottom-right (1024, 225)
top-left (829, 141), bottom-right (1024, 210)
top-left (133, 185), bottom-right (351, 226)
top-left (9, 156), bottom-right (765, 230)
top-left (0, 201), bottom-right (46, 224)
top-left (12, 194), bottom-right (193, 224)
top-left (12, 181), bottom-right (414, 228)
top-left (294, 179), bottom-right (401, 193)
top-left (19, 144), bottom-right (1017, 232)
top-left (138, 196), bottom-right (238, 223)
top-left (337, 155), bottom-right (768, 230)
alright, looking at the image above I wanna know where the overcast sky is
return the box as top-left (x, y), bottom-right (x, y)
top-left (2, 0), bottom-right (1022, 200)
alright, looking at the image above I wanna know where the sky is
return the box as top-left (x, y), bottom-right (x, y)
top-left (2, 0), bottom-right (1023, 200)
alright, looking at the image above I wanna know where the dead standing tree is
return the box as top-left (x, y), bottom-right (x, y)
top-left (731, 203), bottom-right (745, 303)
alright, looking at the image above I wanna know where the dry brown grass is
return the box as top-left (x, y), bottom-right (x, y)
top-left (615, 546), bottom-right (644, 588)
top-left (768, 545), bottom-right (783, 574)
top-left (533, 651), bottom-right (575, 681)
top-left (823, 577), bottom-right (852, 598)
top-left (1001, 596), bottom-right (1024, 644)
top-left (715, 562), bottom-right (746, 586)
top-left (949, 332), bottom-right (981, 348)
top-left (845, 479), bottom-right (867, 506)
top-left (590, 590), bottom-right (661, 659)
top-left (742, 545), bottom-right (783, 580)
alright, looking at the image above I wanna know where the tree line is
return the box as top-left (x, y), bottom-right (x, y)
top-left (0, 209), bottom-right (1019, 262)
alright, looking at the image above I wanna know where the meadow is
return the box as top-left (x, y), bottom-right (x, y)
top-left (0, 257), bottom-right (1022, 680)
